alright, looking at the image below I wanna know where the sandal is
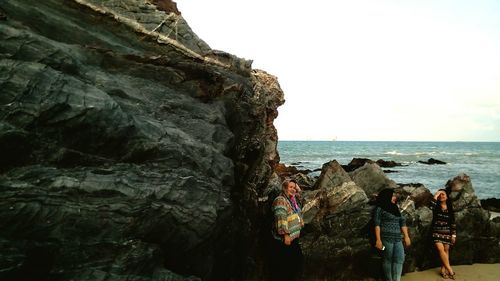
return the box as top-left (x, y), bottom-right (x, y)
top-left (448, 272), bottom-right (456, 280)
top-left (440, 272), bottom-right (449, 279)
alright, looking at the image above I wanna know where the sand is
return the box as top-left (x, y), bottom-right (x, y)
top-left (401, 263), bottom-right (500, 281)
top-left (490, 211), bottom-right (500, 220)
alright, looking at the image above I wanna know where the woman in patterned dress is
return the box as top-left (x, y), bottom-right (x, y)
top-left (431, 189), bottom-right (456, 279)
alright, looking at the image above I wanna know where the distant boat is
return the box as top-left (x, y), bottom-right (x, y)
top-left (332, 136), bottom-right (337, 141)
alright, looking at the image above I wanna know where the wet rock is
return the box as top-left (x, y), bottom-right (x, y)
top-left (342, 158), bottom-right (374, 172)
top-left (418, 158), bottom-right (447, 165)
top-left (376, 159), bottom-right (403, 167)
top-left (481, 198), bottom-right (500, 212)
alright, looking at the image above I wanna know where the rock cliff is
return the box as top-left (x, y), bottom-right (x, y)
top-left (1, 1), bottom-right (498, 281)
top-left (0, 1), bottom-right (283, 280)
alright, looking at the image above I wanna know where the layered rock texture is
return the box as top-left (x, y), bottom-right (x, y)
top-left (1, 1), bottom-right (498, 281)
top-left (0, 1), bottom-right (283, 280)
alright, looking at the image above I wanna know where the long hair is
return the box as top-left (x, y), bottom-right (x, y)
top-left (437, 188), bottom-right (454, 213)
top-left (375, 188), bottom-right (401, 217)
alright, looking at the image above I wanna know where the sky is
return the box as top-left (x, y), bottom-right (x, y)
top-left (177, 0), bottom-right (500, 141)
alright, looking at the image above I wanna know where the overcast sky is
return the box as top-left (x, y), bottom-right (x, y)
top-left (177, 0), bottom-right (500, 141)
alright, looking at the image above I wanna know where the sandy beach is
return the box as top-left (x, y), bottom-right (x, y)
top-left (402, 263), bottom-right (500, 281)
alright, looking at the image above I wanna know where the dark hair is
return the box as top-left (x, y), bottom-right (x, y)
top-left (437, 188), bottom-right (454, 213)
top-left (375, 188), bottom-right (401, 217)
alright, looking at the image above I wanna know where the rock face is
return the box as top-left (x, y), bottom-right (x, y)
top-left (0, 1), bottom-right (283, 280)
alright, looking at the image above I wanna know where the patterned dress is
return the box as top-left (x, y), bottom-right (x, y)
top-left (430, 199), bottom-right (456, 244)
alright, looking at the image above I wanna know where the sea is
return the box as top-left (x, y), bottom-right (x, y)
top-left (277, 141), bottom-right (500, 199)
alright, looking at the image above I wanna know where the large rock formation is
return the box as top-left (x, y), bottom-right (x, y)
top-left (0, 1), bottom-right (283, 280)
top-left (280, 162), bottom-right (500, 280)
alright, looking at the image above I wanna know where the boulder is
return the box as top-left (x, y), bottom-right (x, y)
top-left (290, 173), bottom-right (316, 190)
top-left (314, 160), bottom-right (352, 190)
top-left (342, 157), bottom-right (374, 172)
top-left (349, 163), bottom-right (398, 198)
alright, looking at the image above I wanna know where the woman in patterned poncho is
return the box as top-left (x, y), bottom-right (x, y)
top-left (271, 179), bottom-right (304, 281)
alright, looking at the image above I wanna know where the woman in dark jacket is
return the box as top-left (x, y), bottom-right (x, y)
top-left (431, 189), bottom-right (456, 279)
top-left (373, 188), bottom-right (411, 281)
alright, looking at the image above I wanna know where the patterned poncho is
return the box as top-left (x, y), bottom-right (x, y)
top-left (272, 193), bottom-right (304, 241)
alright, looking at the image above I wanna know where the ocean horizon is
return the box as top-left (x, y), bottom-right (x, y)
top-left (277, 140), bottom-right (500, 199)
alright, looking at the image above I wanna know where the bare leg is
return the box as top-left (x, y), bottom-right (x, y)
top-left (443, 244), bottom-right (454, 276)
top-left (435, 243), bottom-right (454, 276)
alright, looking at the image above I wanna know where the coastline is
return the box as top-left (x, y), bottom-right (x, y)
top-left (402, 263), bottom-right (500, 281)
top-left (277, 140), bottom-right (500, 199)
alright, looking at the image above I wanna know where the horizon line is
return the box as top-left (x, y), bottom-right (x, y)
top-left (278, 139), bottom-right (500, 143)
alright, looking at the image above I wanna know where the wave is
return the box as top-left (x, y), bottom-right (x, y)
top-left (384, 151), bottom-right (483, 157)
top-left (384, 151), bottom-right (436, 156)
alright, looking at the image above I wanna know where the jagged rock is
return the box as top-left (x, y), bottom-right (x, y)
top-left (398, 183), bottom-right (432, 208)
top-left (0, 1), bottom-right (284, 280)
top-left (314, 160), bottom-right (352, 190)
top-left (342, 158), bottom-right (402, 175)
top-left (290, 173), bottom-right (316, 190)
top-left (301, 181), bottom-right (369, 224)
top-left (274, 163), bottom-right (299, 177)
top-left (300, 181), bottom-right (373, 280)
top-left (349, 163), bottom-right (398, 198)
top-left (446, 173), bottom-right (481, 210)
top-left (274, 162), bottom-right (312, 180)
top-left (342, 157), bottom-right (374, 172)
